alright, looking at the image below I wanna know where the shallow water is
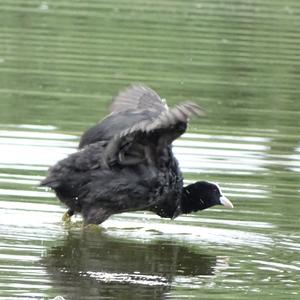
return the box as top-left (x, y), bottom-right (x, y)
top-left (1, 1), bottom-right (300, 299)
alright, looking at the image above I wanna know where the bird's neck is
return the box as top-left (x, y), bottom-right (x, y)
top-left (180, 186), bottom-right (199, 214)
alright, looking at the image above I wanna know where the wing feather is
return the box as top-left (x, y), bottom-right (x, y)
top-left (104, 102), bottom-right (203, 166)
top-left (110, 84), bottom-right (167, 113)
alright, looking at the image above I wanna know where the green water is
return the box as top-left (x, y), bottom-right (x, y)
top-left (0, 0), bottom-right (300, 299)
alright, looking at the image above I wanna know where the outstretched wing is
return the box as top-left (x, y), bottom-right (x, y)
top-left (103, 102), bottom-right (203, 167)
top-left (79, 84), bottom-right (167, 148)
top-left (110, 84), bottom-right (167, 113)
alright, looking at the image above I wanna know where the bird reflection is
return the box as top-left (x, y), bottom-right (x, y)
top-left (43, 228), bottom-right (224, 300)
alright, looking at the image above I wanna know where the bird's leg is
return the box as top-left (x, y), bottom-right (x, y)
top-left (62, 209), bottom-right (74, 222)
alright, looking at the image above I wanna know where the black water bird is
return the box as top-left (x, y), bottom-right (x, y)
top-left (41, 84), bottom-right (233, 224)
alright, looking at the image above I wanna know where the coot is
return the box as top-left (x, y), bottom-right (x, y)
top-left (41, 84), bottom-right (233, 224)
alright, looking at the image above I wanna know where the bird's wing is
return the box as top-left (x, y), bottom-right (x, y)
top-left (79, 84), bottom-right (166, 148)
top-left (103, 102), bottom-right (203, 167)
top-left (109, 84), bottom-right (168, 113)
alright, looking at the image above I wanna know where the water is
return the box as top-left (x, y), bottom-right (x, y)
top-left (0, 0), bottom-right (300, 299)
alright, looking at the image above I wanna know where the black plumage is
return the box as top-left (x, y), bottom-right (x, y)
top-left (41, 84), bottom-right (233, 224)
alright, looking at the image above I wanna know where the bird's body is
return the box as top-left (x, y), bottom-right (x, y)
top-left (43, 141), bottom-right (183, 224)
top-left (41, 84), bottom-right (233, 224)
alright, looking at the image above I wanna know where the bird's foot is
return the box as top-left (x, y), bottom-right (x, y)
top-left (62, 209), bottom-right (74, 223)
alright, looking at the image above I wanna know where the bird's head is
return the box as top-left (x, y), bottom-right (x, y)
top-left (180, 181), bottom-right (233, 215)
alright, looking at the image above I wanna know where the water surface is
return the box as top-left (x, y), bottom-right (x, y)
top-left (0, 1), bottom-right (300, 299)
